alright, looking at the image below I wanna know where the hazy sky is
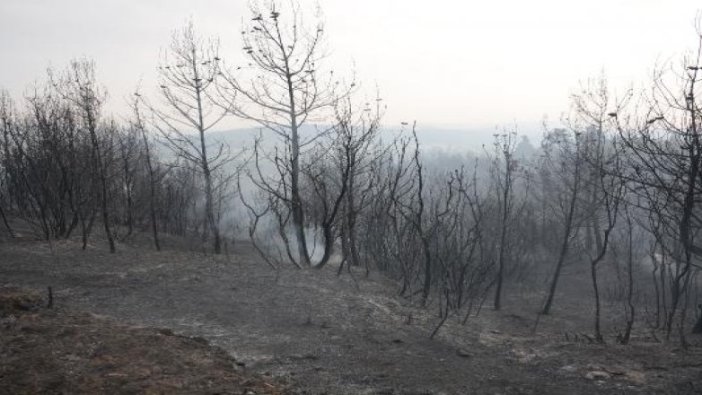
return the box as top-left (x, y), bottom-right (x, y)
top-left (1, 0), bottom-right (700, 132)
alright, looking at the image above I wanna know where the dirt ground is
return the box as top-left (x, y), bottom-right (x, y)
top-left (1, 231), bottom-right (702, 394)
top-left (0, 286), bottom-right (284, 394)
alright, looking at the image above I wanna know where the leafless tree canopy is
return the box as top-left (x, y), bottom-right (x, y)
top-left (1, 1), bottom-right (702, 350)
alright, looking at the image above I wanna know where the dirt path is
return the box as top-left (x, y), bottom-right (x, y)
top-left (1, 237), bottom-right (700, 394)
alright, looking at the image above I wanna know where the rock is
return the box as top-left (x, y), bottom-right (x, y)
top-left (560, 365), bottom-right (577, 373)
top-left (624, 370), bottom-right (647, 385)
top-left (456, 348), bottom-right (472, 358)
top-left (0, 288), bottom-right (42, 315)
top-left (0, 315), bottom-right (17, 327)
top-left (585, 370), bottom-right (611, 380)
top-left (190, 336), bottom-right (208, 345)
top-left (157, 328), bottom-right (174, 336)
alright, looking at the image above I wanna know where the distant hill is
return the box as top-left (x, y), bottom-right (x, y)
top-left (204, 123), bottom-right (544, 155)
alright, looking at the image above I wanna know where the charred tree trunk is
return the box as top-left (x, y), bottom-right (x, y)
top-left (137, 107), bottom-right (161, 251)
top-left (542, 187), bottom-right (578, 315)
top-left (0, 202), bottom-right (13, 237)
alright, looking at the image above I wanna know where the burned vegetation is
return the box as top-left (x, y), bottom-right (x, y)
top-left (2, 2), bottom-right (702, 394)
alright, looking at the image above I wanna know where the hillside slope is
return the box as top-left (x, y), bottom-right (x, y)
top-left (1, 235), bottom-right (701, 394)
